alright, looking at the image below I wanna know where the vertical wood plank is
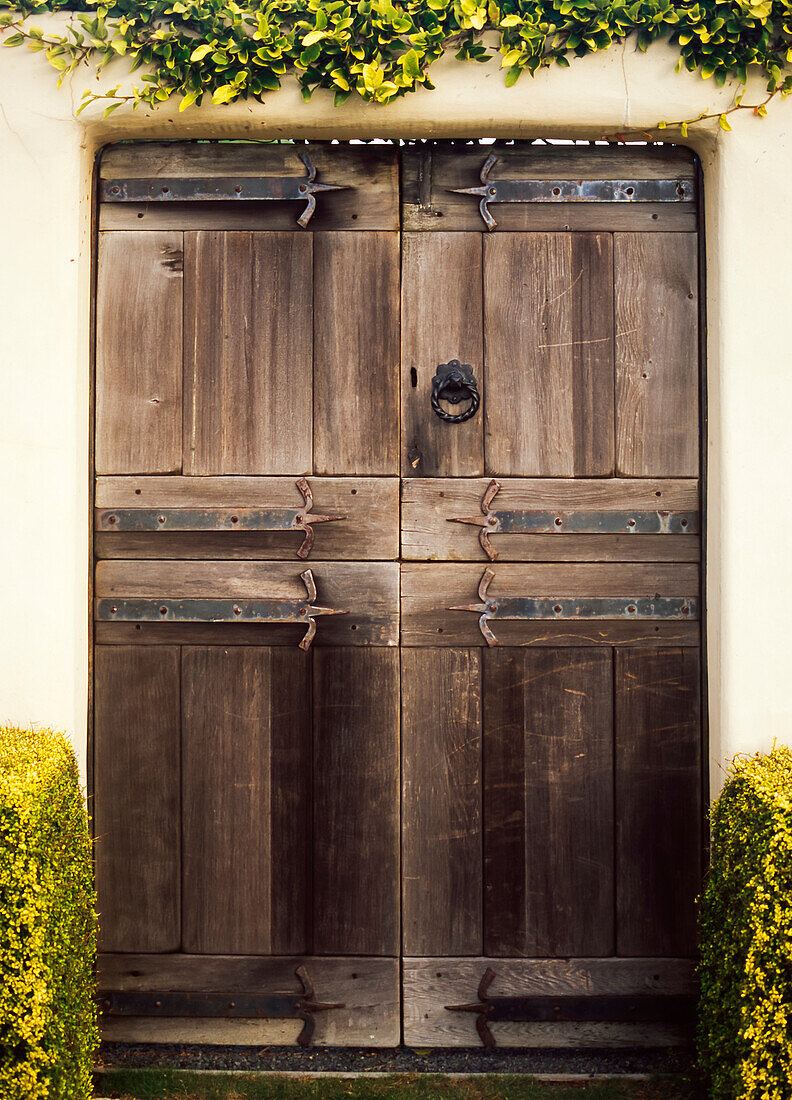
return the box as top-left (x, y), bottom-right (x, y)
top-left (313, 648), bottom-right (400, 955)
top-left (182, 647), bottom-right (312, 954)
top-left (94, 646), bottom-right (181, 951)
top-left (483, 233), bottom-right (614, 476)
top-left (184, 232), bottom-right (313, 475)
top-left (484, 648), bottom-right (615, 957)
top-left (615, 233), bottom-right (699, 476)
top-left (615, 648), bottom-right (701, 956)
top-left (314, 233), bottom-right (400, 475)
top-left (401, 233), bottom-right (484, 476)
top-left (402, 649), bottom-right (482, 955)
top-left (96, 232), bottom-right (183, 474)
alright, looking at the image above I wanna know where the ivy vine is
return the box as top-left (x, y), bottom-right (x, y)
top-left (1, 0), bottom-right (791, 127)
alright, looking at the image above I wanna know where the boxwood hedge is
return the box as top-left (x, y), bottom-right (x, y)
top-left (699, 744), bottom-right (792, 1100)
top-left (0, 726), bottom-right (98, 1100)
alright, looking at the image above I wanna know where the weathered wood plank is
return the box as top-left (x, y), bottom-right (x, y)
top-left (401, 562), bottom-right (700, 647)
top-left (95, 232), bottom-right (183, 474)
top-left (95, 560), bottom-right (400, 646)
top-left (95, 477), bottom-right (399, 561)
top-left (403, 957), bottom-right (696, 1048)
top-left (99, 143), bottom-right (399, 232)
top-left (98, 956), bottom-right (400, 1046)
top-left (313, 648), bottom-right (400, 955)
top-left (314, 232), bottom-right (400, 475)
top-left (401, 145), bottom-right (696, 233)
top-left (401, 478), bottom-right (699, 562)
top-left (615, 233), bottom-right (699, 476)
top-left (401, 233), bottom-right (484, 477)
top-left (93, 646), bottom-right (181, 951)
top-left (615, 649), bottom-right (702, 956)
top-left (183, 232), bottom-right (313, 475)
top-left (484, 233), bottom-right (614, 475)
top-left (484, 648), bottom-right (614, 956)
top-left (402, 649), bottom-right (482, 956)
top-left (181, 647), bottom-right (311, 954)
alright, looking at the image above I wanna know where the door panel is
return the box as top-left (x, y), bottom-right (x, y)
top-left (402, 648), bottom-right (482, 956)
top-left (484, 233), bottom-right (614, 476)
top-left (401, 233), bottom-right (484, 477)
top-left (95, 232), bottom-right (183, 475)
top-left (615, 233), bottom-right (699, 476)
top-left (313, 648), bottom-right (400, 955)
top-left (181, 647), bottom-right (312, 954)
top-left (94, 476), bottom-right (400, 561)
top-left (313, 232), bottom-right (401, 475)
top-left (183, 231), bottom-right (313, 475)
top-left (483, 648), bottom-right (614, 958)
top-left (401, 478), bottom-right (700, 562)
top-left (94, 646), bottom-right (181, 952)
top-left (615, 648), bottom-right (702, 956)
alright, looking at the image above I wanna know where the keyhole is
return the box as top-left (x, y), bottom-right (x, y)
top-left (410, 367), bottom-right (418, 388)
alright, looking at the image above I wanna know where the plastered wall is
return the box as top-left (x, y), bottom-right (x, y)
top-left (1, 17), bottom-right (791, 795)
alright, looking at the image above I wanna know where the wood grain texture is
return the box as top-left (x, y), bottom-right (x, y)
top-left (313, 232), bottom-right (400, 475)
top-left (402, 649), bottom-right (482, 956)
top-left (98, 956), bottom-right (400, 1046)
top-left (483, 648), bottom-right (614, 957)
top-left (403, 957), bottom-right (696, 1048)
top-left (93, 646), bottom-right (181, 951)
top-left (615, 649), bottom-right (702, 957)
top-left (401, 562), bottom-right (700, 647)
top-left (183, 232), bottom-right (313, 475)
top-left (181, 647), bottom-right (311, 954)
top-left (312, 648), bottom-right (400, 955)
top-left (615, 233), bottom-right (699, 476)
top-left (95, 560), bottom-right (400, 646)
top-left (100, 143), bottom-right (399, 232)
top-left (95, 477), bottom-right (399, 561)
top-left (95, 232), bottom-right (183, 474)
top-left (401, 233), bottom-right (484, 476)
top-left (401, 478), bottom-right (699, 562)
top-left (484, 233), bottom-right (614, 476)
top-left (401, 145), bottom-right (696, 233)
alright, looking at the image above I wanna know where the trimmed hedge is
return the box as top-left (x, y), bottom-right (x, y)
top-left (0, 727), bottom-right (98, 1100)
top-left (699, 744), bottom-right (792, 1100)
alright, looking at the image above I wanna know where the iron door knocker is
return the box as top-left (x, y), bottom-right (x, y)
top-left (431, 360), bottom-right (480, 424)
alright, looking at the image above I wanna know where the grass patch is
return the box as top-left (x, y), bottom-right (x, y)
top-left (94, 1069), bottom-right (700, 1100)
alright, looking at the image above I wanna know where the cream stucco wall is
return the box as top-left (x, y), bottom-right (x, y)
top-left (1, 17), bottom-right (790, 795)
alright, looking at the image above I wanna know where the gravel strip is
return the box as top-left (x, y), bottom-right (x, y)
top-left (97, 1043), bottom-right (693, 1076)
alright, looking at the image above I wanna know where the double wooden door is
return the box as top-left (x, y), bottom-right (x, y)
top-left (93, 141), bottom-right (703, 1049)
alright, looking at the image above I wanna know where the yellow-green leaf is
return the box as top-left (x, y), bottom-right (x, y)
top-left (190, 43), bottom-right (212, 61)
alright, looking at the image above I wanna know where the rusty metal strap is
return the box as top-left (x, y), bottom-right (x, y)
top-left (451, 480), bottom-right (697, 561)
top-left (96, 478), bottom-right (345, 560)
top-left (95, 569), bottom-right (343, 651)
top-left (446, 968), bottom-right (693, 1048)
top-left (450, 153), bottom-right (695, 229)
top-left (99, 965), bottom-right (343, 1048)
top-left (100, 152), bottom-right (347, 228)
top-left (452, 568), bottom-right (697, 646)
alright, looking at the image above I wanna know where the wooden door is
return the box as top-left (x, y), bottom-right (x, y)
top-left (399, 144), bottom-right (703, 1049)
top-left (93, 141), bottom-right (703, 1051)
top-left (93, 144), bottom-right (402, 1046)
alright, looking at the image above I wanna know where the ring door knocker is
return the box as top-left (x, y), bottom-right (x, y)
top-left (431, 360), bottom-right (480, 424)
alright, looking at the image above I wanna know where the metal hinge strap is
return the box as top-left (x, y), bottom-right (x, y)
top-left (99, 965), bottom-right (344, 1048)
top-left (452, 568), bottom-right (697, 646)
top-left (446, 967), bottom-right (694, 1048)
top-left (95, 569), bottom-right (343, 651)
top-left (101, 152), bottom-right (347, 228)
top-left (96, 478), bottom-right (345, 560)
top-left (450, 153), bottom-right (694, 230)
top-left (450, 480), bottom-right (697, 561)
